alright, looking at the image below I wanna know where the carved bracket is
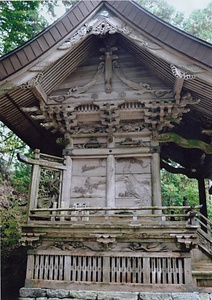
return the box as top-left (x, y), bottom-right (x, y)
top-left (171, 233), bottom-right (198, 250)
top-left (20, 233), bottom-right (46, 248)
top-left (91, 233), bottom-right (120, 250)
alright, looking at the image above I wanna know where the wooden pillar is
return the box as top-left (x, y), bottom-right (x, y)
top-left (28, 150), bottom-right (40, 220)
top-left (106, 154), bottom-right (115, 207)
top-left (198, 177), bottom-right (208, 223)
top-left (61, 156), bottom-right (72, 208)
top-left (151, 143), bottom-right (162, 209)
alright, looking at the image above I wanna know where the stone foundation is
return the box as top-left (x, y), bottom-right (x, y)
top-left (19, 288), bottom-right (212, 300)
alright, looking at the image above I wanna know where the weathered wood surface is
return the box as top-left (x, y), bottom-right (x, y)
top-left (25, 251), bottom-right (192, 288)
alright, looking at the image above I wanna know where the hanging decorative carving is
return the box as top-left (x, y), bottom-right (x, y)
top-left (170, 64), bottom-right (196, 80)
top-left (113, 61), bottom-right (151, 90)
top-left (48, 62), bottom-right (105, 102)
top-left (92, 20), bottom-right (117, 36)
top-left (20, 72), bottom-right (43, 89)
top-left (58, 23), bottom-right (92, 49)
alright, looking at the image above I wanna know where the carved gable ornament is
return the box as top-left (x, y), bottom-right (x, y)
top-left (57, 9), bottom-right (159, 51)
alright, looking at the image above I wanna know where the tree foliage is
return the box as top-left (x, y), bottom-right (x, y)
top-left (136, 0), bottom-right (185, 29)
top-left (0, 1), bottom-right (48, 54)
top-left (136, 0), bottom-right (212, 43)
top-left (0, 0), bottom-right (77, 55)
top-left (183, 3), bottom-right (212, 43)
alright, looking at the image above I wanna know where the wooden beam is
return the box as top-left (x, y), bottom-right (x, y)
top-left (31, 83), bottom-right (48, 103)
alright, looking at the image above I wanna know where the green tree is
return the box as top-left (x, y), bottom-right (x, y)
top-left (184, 3), bottom-right (212, 43)
top-left (136, 0), bottom-right (185, 28)
top-left (0, 1), bottom-right (48, 55)
top-left (136, 0), bottom-right (212, 42)
top-left (0, 0), bottom-right (76, 56)
top-left (161, 169), bottom-right (199, 207)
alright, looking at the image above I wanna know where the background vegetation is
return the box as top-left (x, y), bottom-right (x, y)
top-left (0, 2), bottom-right (212, 292)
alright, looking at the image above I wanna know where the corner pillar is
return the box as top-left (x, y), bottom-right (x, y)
top-left (151, 142), bottom-right (162, 209)
top-left (106, 154), bottom-right (115, 208)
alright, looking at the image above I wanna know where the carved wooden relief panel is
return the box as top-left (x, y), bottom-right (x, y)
top-left (71, 158), bottom-right (107, 207)
top-left (115, 157), bottom-right (151, 207)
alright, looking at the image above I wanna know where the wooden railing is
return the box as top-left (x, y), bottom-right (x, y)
top-left (196, 212), bottom-right (212, 235)
top-left (28, 205), bottom-right (202, 227)
top-left (195, 212), bottom-right (212, 256)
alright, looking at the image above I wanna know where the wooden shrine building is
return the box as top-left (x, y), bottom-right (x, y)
top-left (0, 0), bottom-right (212, 296)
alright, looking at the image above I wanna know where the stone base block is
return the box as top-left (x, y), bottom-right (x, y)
top-left (19, 288), bottom-right (212, 300)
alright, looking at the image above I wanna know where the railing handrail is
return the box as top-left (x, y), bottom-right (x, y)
top-left (30, 205), bottom-right (201, 213)
top-left (196, 212), bottom-right (212, 226)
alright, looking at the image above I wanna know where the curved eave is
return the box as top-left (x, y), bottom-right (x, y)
top-left (107, 0), bottom-right (212, 68)
top-left (0, 0), bottom-right (102, 80)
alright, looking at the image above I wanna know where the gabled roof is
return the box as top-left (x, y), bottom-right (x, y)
top-left (1, 0), bottom-right (212, 80)
top-left (0, 0), bottom-right (212, 178)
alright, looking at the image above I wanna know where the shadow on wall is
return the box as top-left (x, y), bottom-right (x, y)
top-left (2, 246), bottom-right (27, 300)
